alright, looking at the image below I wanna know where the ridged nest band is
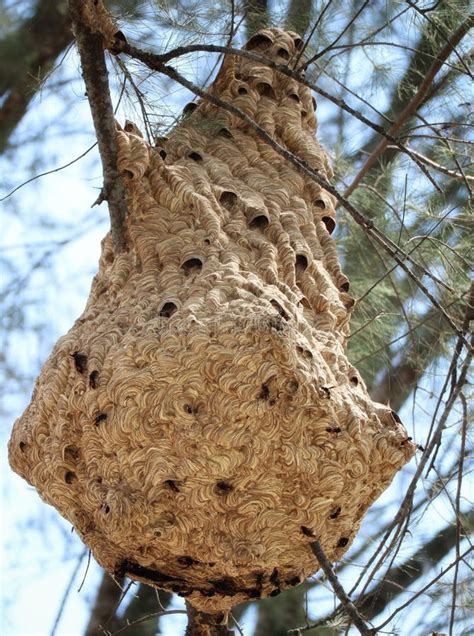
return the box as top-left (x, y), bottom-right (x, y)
top-left (9, 26), bottom-right (415, 613)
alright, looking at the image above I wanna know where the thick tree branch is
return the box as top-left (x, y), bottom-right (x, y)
top-left (69, 0), bottom-right (128, 252)
top-left (185, 602), bottom-right (233, 636)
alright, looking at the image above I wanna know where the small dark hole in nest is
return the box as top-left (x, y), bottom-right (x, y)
top-left (259, 383), bottom-right (270, 400)
top-left (339, 280), bottom-right (350, 293)
top-left (219, 191), bottom-right (237, 208)
top-left (270, 568), bottom-right (279, 585)
top-left (238, 85), bottom-right (248, 95)
top-left (95, 413), bottom-right (107, 425)
top-left (326, 427), bottom-right (342, 433)
top-left (277, 47), bottom-right (290, 60)
top-left (181, 258), bottom-right (202, 274)
top-left (64, 445), bottom-right (80, 462)
top-left (245, 32), bottom-right (273, 50)
top-left (256, 82), bottom-right (276, 99)
top-left (329, 506), bottom-right (341, 519)
top-left (104, 505), bottom-right (110, 514)
top-left (235, 72), bottom-right (242, 80)
top-left (350, 375), bottom-right (359, 386)
top-left (269, 589), bottom-right (281, 597)
top-left (219, 127), bottom-right (233, 139)
top-left (183, 403), bottom-right (198, 415)
top-left (72, 352), bottom-right (88, 374)
top-left (177, 556), bottom-right (196, 567)
top-left (312, 96), bottom-right (317, 111)
top-left (183, 102), bottom-right (198, 115)
top-left (65, 471), bottom-right (76, 484)
top-left (249, 214), bottom-right (269, 230)
top-left (203, 590), bottom-right (215, 597)
top-left (89, 370), bottom-right (99, 389)
top-left (301, 109), bottom-right (308, 118)
top-left (122, 169), bottom-right (134, 179)
top-left (294, 36), bottom-right (303, 50)
top-left (188, 151), bottom-right (202, 161)
top-left (322, 216), bottom-right (336, 234)
top-left (289, 92), bottom-right (300, 102)
top-left (204, 238), bottom-right (211, 245)
top-left (19, 441), bottom-right (26, 452)
top-left (295, 253), bottom-right (308, 273)
top-left (164, 479), bottom-right (180, 493)
top-left (216, 480), bottom-right (233, 493)
top-left (159, 302), bottom-right (177, 318)
top-left (314, 198), bottom-right (326, 210)
top-left (337, 537), bottom-right (349, 548)
top-left (270, 299), bottom-right (289, 320)
top-left (285, 576), bottom-right (301, 586)
top-left (159, 149), bottom-right (167, 160)
top-left (301, 525), bottom-right (315, 537)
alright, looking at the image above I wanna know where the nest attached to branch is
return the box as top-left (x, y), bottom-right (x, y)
top-left (9, 28), bottom-right (415, 613)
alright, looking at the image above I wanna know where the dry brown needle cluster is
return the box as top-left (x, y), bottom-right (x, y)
top-left (9, 27), bottom-right (415, 613)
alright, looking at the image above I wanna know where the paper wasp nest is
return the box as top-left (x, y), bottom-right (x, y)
top-left (9, 29), bottom-right (415, 613)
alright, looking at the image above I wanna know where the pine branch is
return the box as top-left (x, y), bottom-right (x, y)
top-left (344, 13), bottom-right (474, 197)
top-left (69, 0), bottom-right (128, 252)
top-left (243, 0), bottom-right (269, 37)
top-left (285, 0), bottom-right (314, 36)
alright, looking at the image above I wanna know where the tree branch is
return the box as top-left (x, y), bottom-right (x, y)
top-left (344, 14), bottom-right (474, 197)
top-left (68, 0), bottom-right (128, 252)
top-left (310, 541), bottom-right (374, 635)
top-left (185, 602), bottom-right (233, 636)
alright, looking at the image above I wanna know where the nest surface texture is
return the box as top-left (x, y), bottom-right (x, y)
top-left (9, 28), bottom-right (415, 612)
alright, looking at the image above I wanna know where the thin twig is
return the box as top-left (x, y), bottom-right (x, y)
top-left (375, 545), bottom-right (474, 631)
